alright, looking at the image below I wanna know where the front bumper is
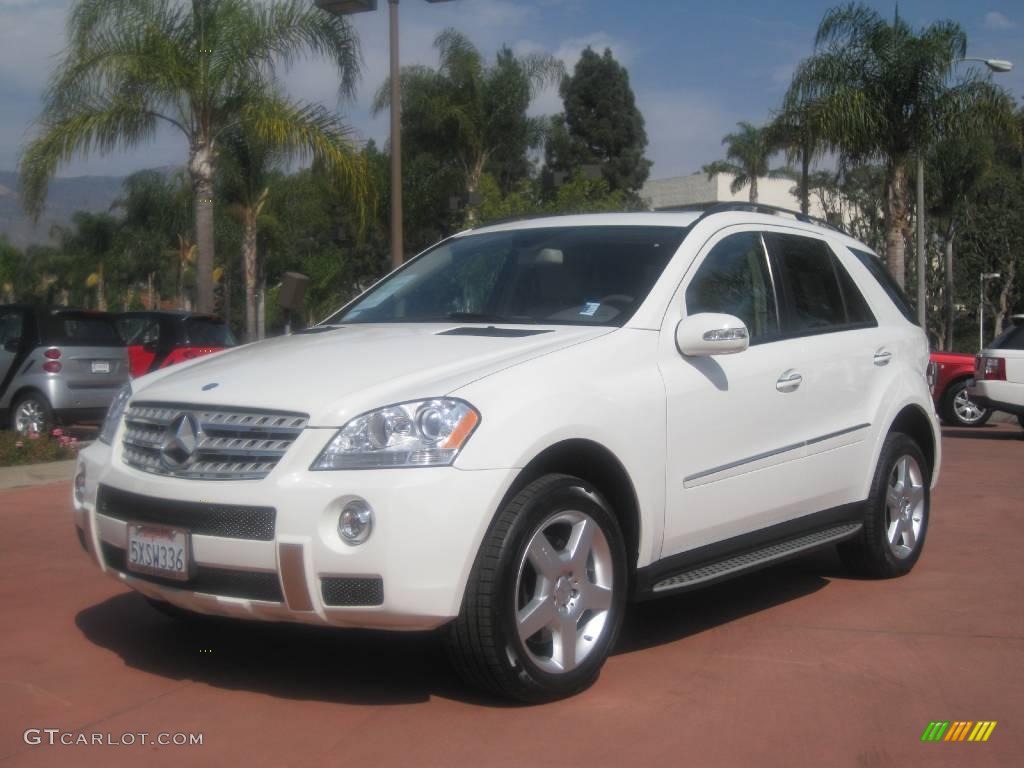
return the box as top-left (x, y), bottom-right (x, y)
top-left (73, 434), bottom-right (517, 630)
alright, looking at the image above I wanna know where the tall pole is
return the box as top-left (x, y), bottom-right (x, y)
top-left (916, 154), bottom-right (926, 329)
top-left (979, 276), bottom-right (984, 351)
top-left (388, 0), bottom-right (403, 270)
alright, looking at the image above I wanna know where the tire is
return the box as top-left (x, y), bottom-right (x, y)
top-left (838, 432), bottom-right (930, 578)
top-left (939, 379), bottom-right (991, 427)
top-left (445, 474), bottom-right (628, 703)
top-left (11, 391), bottom-right (54, 435)
top-left (1018, 415), bottom-right (1024, 430)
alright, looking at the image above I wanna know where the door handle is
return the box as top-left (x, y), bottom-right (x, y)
top-left (873, 349), bottom-right (893, 366)
top-left (776, 371), bottom-right (803, 392)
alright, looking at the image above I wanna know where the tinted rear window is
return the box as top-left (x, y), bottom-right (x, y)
top-left (48, 313), bottom-right (122, 346)
top-left (184, 319), bottom-right (236, 347)
top-left (990, 324), bottom-right (1024, 350)
top-left (849, 248), bottom-right (917, 325)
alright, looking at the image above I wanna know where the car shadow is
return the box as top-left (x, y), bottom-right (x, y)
top-left (76, 549), bottom-right (841, 707)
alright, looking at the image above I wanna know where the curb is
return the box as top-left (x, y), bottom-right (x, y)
top-left (0, 460), bottom-right (77, 492)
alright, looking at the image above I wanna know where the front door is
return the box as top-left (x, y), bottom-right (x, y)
top-left (659, 228), bottom-right (811, 557)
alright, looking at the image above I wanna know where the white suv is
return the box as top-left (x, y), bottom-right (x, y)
top-left (971, 315), bottom-right (1024, 429)
top-left (73, 205), bottom-right (940, 701)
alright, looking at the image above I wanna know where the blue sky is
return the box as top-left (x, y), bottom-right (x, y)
top-left (1, 0), bottom-right (1022, 181)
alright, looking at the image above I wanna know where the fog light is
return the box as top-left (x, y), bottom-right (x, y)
top-left (338, 499), bottom-right (373, 545)
top-left (74, 467), bottom-right (86, 504)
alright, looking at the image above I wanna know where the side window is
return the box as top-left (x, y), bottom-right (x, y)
top-left (833, 257), bottom-right (876, 326)
top-left (764, 234), bottom-right (846, 333)
top-left (685, 232), bottom-right (780, 343)
top-left (849, 247), bottom-right (918, 325)
top-left (1, 311), bottom-right (23, 347)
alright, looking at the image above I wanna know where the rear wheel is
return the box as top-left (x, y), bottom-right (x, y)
top-left (940, 379), bottom-right (991, 427)
top-left (839, 432), bottom-right (930, 578)
top-left (11, 392), bottom-right (53, 435)
top-left (445, 474), bottom-right (627, 702)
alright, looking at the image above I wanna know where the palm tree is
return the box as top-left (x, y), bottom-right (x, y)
top-left (786, 3), bottom-right (1013, 288)
top-left (220, 129), bottom-right (279, 341)
top-left (769, 104), bottom-right (824, 214)
top-left (373, 29), bottom-right (562, 225)
top-left (703, 122), bottom-right (789, 203)
top-left (19, 0), bottom-right (367, 315)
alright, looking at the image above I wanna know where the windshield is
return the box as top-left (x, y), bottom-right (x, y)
top-left (327, 225), bottom-right (688, 327)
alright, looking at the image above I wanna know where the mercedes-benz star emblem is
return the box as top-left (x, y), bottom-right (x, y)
top-left (161, 414), bottom-right (202, 469)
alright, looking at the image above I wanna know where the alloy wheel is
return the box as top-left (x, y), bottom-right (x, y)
top-left (884, 455), bottom-right (926, 559)
top-left (952, 388), bottom-right (986, 425)
top-left (14, 400), bottom-right (47, 434)
top-left (514, 509), bottom-right (614, 674)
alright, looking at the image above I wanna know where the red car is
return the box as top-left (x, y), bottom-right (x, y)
top-left (929, 350), bottom-right (991, 427)
top-left (117, 311), bottom-right (237, 379)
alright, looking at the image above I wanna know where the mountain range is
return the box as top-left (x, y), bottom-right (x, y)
top-left (0, 170), bottom-right (128, 248)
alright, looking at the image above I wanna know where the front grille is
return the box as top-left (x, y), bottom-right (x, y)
top-left (97, 484), bottom-right (276, 541)
top-left (321, 576), bottom-right (384, 606)
top-left (121, 402), bottom-right (308, 480)
top-left (101, 543), bottom-right (284, 602)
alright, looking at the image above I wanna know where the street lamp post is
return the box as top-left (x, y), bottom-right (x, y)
top-left (916, 56), bottom-right (1013, 334)
top-left (979, 272), bottom-right (1001, 351)
top-left (315, 0), bottom-right (453, 271)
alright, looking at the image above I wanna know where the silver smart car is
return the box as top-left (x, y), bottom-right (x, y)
top-left (0, 305), bottom-right (129, 433)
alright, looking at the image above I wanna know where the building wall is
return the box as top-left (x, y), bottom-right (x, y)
top-left (641, 171), bottom-right (828, 220)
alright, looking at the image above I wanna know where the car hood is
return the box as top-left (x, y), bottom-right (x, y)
top-left (132, 323), bottom-right (613, 426)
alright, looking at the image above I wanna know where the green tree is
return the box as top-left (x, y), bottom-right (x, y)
top-left (545, 47), bottom-right (651, 197)
top-left (786, 3), bottom-right (1013, 287)
top-left (50, 211), bottom-right (118, 309)
top-left (769, 105), bottom-right (825, 214)
top-left (703, 122), bottom-right (790, 203)
top-left (374, 29), bottom-right (561, 225)
top-left (19, 0), bottom-right (367, 315)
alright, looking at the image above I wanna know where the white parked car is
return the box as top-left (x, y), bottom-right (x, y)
top-left (73, 205), bottom-right (940, 701)
top-left (971, 314), bottom-right (1024, 428)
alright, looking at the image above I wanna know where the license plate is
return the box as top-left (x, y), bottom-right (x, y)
top-left (91, 360), bottom-right (110, 374)
top-left (127, 524), bottom-right (189, 581)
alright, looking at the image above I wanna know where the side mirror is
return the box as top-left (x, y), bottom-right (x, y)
top-left (2, 339), bottom-right (18, 353)
top-left (675, 313), bottom-right (750, 357)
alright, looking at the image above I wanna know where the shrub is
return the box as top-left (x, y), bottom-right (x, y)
top-left (0, 429), bottom-right (80, 467)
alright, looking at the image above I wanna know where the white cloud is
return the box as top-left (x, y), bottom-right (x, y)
top-left (983, 11), bottom-right (1016, 30)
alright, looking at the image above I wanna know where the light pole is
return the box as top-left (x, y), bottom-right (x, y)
top-left (979, 272), bottom-right (1001, 350)
top-left (315, 0), bottom-right (453, 271)
top-left (916, 56), bottom-right (1013, 333)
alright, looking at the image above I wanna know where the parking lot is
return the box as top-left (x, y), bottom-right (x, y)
top-left (0, 425), bottom-right (1021, 768)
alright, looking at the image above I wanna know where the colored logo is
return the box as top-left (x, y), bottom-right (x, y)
top-left (921, 721), bottom-right (997, 742)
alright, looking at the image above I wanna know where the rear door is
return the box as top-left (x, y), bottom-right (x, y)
top-left (762, 231), bottom-right (887, 512)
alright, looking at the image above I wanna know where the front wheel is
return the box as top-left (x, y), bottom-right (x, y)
top-left (940, 379), bottom-right (991, 427)
top-left (445, 474), bottom-right (627, 702)
top-left (838, 432), bottom-right (930, 578)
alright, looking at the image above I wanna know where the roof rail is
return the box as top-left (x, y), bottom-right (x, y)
top-left (666, 201), bottom-right (850, 237)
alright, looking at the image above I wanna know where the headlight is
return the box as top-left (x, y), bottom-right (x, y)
top-left (312, 399), bottom-right (480, 470)
top-left (99, 384), bottom-right (132, 445)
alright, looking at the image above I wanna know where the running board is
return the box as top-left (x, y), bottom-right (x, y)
top-left (652, 522), bottom-right (862, 594)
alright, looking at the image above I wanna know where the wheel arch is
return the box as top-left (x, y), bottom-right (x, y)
top-left (887, 404), bottom-right (936, 477)
top-left (499, 439), bottom-right (643, 575)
